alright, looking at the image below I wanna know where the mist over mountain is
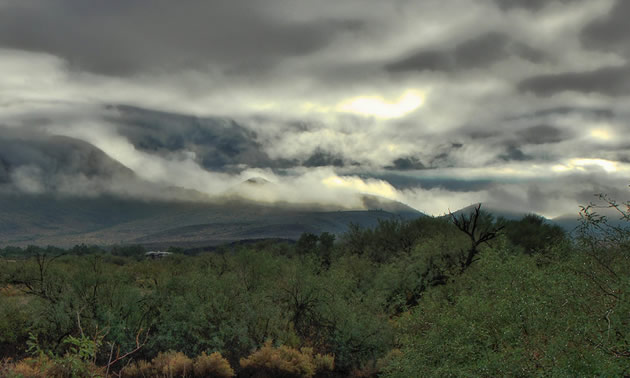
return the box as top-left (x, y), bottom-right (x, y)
top-left (0, 123), bottom-right (426, 247)
top-left (1, 0), bottom-right (630, 245)
top-left (107, 105), bottom-right (287, 172)
top-left (0, 132), bottom-right (133, 193)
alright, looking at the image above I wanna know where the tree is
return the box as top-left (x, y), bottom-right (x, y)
top-left (318, 232), bottom-right (335, 268)
top-left (296, 233), bottom-right (319, 255)
top-left (501, 214), bottom-right (566, 254)
top-left (450, 204), bottom-right (504, 270)
top-left (578, 189), bottom-right (630, 248)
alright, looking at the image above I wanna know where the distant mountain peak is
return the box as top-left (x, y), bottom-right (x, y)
top-left (360, 194), bottom-right (423, 215)
top-left (243, 177), bottom-right (271, 186)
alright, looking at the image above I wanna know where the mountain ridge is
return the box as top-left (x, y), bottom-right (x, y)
top-left (0, 191), bottom-right (423, 248)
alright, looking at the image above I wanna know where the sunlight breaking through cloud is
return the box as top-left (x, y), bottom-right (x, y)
top-left (589, 128), bottom-right (613, 141)
top-left (552, 158), bottom-right (620, 173)
top-left (337, 89), bottom-right (425, 119)
top-left (322, 175), bottom-right (399, 199)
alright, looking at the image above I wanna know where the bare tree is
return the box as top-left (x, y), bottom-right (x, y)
top-left (105, 327), bottom-right (151, 377)
top-left (450, 204), bottom-right (504, 270)
top-left (579, 190), bottom-right (630, 247)
top-left (10, 252), bottom-right (65, 303)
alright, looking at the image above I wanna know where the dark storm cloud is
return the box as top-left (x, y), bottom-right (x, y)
top-left (516, 125), bottom-right (568, 145)
top-left (387, 143), bottom-right (465, 171)
top-left (581, 0), bottom-right (630, 57)
top-left (498, 146), bottom-right (533, 162)
top-left (507, 107), bottom-right (615, 121)
top-left (111, 101), bottom-right (588, 177)
top-left (467, 130), bottom-right (495, 140)
top-left (110, 106), bottom-right (357, 171)
top-left (462, 122), bottom-right (560, 148)
top-left (303, 149), bottom-right (345, 168)
top-left (0, 0), bottom-right (358, 76)
top-left (109, 106), bottom-right (277, 170)
top-left (493, 0), bottom-right (580, 11)
top-left (493, 0), bottom-right (548, 10)
top-left (385, 157), bottom-right (426, 171)
top-left (518, 64), bottom-right (630, 96)
top-left (386, 32), bottom-right (546, 73)
top-left (448, 123), bottom-right (568, 164)
top-left (429, 153), bottom-right (452, 167)
top-left (518, 0), bottom-right (630, 96)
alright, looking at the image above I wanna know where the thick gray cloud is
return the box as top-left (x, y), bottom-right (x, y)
top-left (386, 157), bottom-right (427, 171)
top-left (109, 106), bottom-right (281, 171)
top-left (498, 146), bottom-right (533, 162)
top-left (493, 0), bottom-right (580, 11)
top-left (507, 107), bottom-right (615, 121)
top-left (516, 125), bottom-right (568, 145)
top-left (581, 0), bottom-right (630, 57)
top-left (518, 64), bottom-right (630, 96)
top-left (303, 149), bottom-right (346, 168)
top-left (0, 0), bottom-right (629, 217)
top-left (386, 32), bottom-right (546, 73)
top-left (0, 0), bottom-right (359, 76)
top-left (517, 0), bottom-right (630, 96)
top-left (108, 106), bottom-right (365, 170)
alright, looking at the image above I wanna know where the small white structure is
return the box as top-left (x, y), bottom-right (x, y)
top-left (145, 251), bottom-right (172, 259)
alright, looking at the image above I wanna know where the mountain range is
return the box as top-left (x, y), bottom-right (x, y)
top-left (0, 189), bottom-right (589, 248)
top-left (0, 192), bottom-right (422, 248)
top-left (0, 105), bottom-right (590, 248)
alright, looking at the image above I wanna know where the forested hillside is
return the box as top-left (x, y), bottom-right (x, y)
top-left (1, 197), bottom-right (628, 377)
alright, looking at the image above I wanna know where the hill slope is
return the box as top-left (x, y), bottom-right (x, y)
top-left (0, 193), bottom-right (422, 247)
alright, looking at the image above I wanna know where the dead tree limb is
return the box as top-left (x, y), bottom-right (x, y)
top-left (450, 203), bottom-right (504, 270)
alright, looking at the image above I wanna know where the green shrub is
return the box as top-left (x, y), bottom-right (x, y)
top-left (501, 214), bottom-right (566, 254)
top-left (0, 295), bottom-right (30, 357)
top-left (385, 247), bottom-right (630, 377)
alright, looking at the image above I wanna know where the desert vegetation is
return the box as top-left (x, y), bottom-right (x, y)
top-left (1, 194), bottom-right (629, 377)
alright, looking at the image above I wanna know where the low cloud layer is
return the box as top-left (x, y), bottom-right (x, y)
top-left (1, 0), bottom-right (629, 218)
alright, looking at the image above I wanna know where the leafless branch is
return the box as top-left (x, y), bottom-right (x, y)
top-left (105, 327), bottom-right (151, 375)
top-left (450, 203), bottom-right (504, 269)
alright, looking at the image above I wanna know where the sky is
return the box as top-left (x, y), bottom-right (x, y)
top-left (1, 0), bottom-right (629, 217)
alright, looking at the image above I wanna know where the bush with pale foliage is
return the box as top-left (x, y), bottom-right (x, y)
top-left (122, 351), bottom-right (233, 378)
top-left (1, 355), bottom-right (104, 378)
top-left (2, 357), bottom-right (46, 378)
top-left (121, 359), bottom-right (154, 378)
top-left (122, 351), bottom-right (193, 377)
top-left (239, 340), bottom-right (334, 378)
top-left (153, 351), bottom-right (194, 377)
top-left (193, 352), bottom-right (234, 377)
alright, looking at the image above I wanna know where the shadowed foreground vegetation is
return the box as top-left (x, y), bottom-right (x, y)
top-left (1, 195), bottom-right (629, 376)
